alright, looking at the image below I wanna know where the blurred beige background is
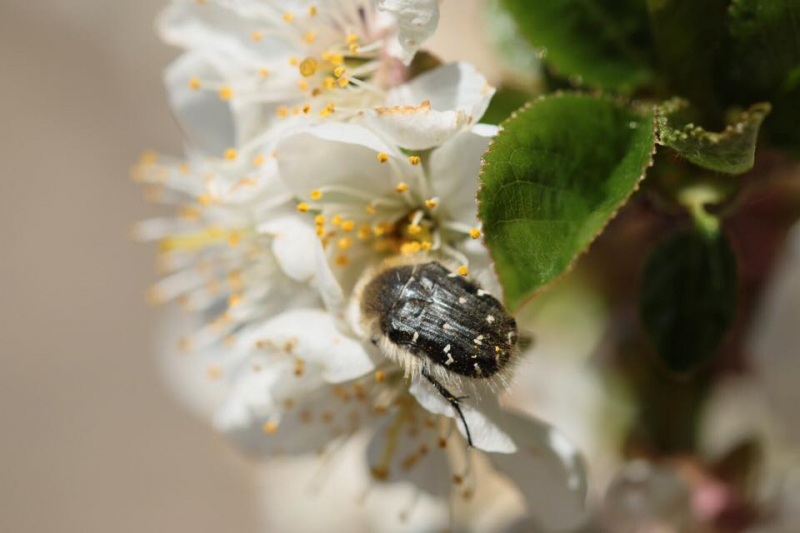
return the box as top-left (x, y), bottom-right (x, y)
top-left (0, 1), bottom-right (498, 531)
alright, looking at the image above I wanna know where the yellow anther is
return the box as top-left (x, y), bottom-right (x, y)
top-left (310, 189), bottom-right (323, 200)
top-left (206, 365), bottom-right (223, 380)
top-left (458, 266), bottom-right (469, 276)
top-left (277, 106), bottom-right (289, 118)
top-left (262, 421), bottom-right (279, 434)
top-left (329, 54), bottom-right (344, 66)
top-left (410, 241), bottom-right (422, 253)
top-left (188, 77), bottom-right (201, 90)
top-left (421, 241), bottom-right (432, 251)
top-left (259, 68), bottom-right (270, 78)
top-left (294, 359), bottom-right (305, 376)
top-left (425, 199), bottom-right (439, 209)
top-left (346, 33), bottom-right (359, 44)
top-left (408, 156), bottom-right (421, 165)
top-left (197, 193), bottom-right (212, 206)
top-left (334, 67), bottom-right (346, 78)
top-left (299, 57), bottom-right (318, 77)
top-left (366, 204), bottom-right (376, 215)
top-left (303, 31), bottom-right (317, 43)
top-left (338, 77), bottom-right (349, 88)
top-left (228, 232), bottom-right (241, 247)
top-left (470, 228), bottom-right (482, 239)
top-left (323, 77), bottom-right (336, 90)
top-left (377, 152), bottom-right (389, 163)
top-left (252, 30), bottom-right (264, 41)
top-left (218, 86), bottom-right (234, 101)
top-left (302, 104), bottom-right (311, 114)
top-left (314, 215), bottom-right (326, 225)
top-left (224, 148), bottom-right (238, 161)
top-left (178, 163), bottom-right (190, 175)
top-left (341, 220), bottom-right (355, 231)
top-left (282, 12), bottom-right (295, 23)
top-left (408, 224), bottom-right (422, 235)
top-left (358, 225), bottom-right (371, 240)
top-left (400, 242), bottom-right (414, 255)
top-left (375, 371), bottom-right (386, 383)
top-left (297, 202), bottom-right (310, 213)
top-left (349, 43), bottom-right (360, 54)
top-left (335, 254), bottom-right (350, 267)
top-left (288, 57), bottom-right (299, 66)
top-left (316, 225), bottom-right (325, 237)
top-left (292, 107), bottom-right (302, 116)
top-left (331, 215), bottom-right (343, 226)
top-left (395, 182), bottom-right (409, 193)
top-left (308, 5), bottom-right (318, 16)
top-left (252, 154), bottom-right (266, 168)
top-left (297, 79), bottom-right (309, 91)
top-left (228, 294), bottom-right (242, 308)
top-left (320, 102), bottom-right (335, 117)
top-left (337, 237), bottom-right (353, 250)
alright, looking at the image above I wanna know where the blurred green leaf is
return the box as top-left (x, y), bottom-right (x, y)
top-left (640, 230), bottom-right (738, 376)
top-left (646, 0), bottom-right (728, 117)
top-left (728, 0), bottom-right (800, 154)
top-left (478, 93), bottom-right (656, 311)
top-left (481, 86), bottom-right (535, 125)
top-left (656, 99), bottom-right (771, 174)
top-left (501, 0), bottom-right (655, 92)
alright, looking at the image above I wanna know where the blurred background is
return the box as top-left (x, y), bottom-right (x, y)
top-left (0, 1), bottom-right (501, 531)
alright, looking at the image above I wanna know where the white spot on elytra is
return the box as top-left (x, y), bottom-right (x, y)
top-left (486, 315), bottom-right (495, 323)
top-left (458, 297), bottom-right (467, 304)
top-left (443, 323), bottom-right (451, 330)
top-left (477, 289), bottom-right (488, 297)
top-left (412, 331), bottom-right (419, 343)
top-left (473, 335), bottom-right (483, 346)
top-left (444, 344), bottom-right (451, 353)
top-left (473, 363), bottom-right (482, 374)
top-left (445, 354), bottom-right (455, 365)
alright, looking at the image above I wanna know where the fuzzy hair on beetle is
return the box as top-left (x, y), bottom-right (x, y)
top-left (351, 255), bottom-right (521, 446)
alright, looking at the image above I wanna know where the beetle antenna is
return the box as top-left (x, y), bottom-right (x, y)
top-left (421, 368), bottom-right (473, 447)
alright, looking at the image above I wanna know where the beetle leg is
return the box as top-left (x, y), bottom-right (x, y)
top-left (421, 367), bottom-right (473, 447)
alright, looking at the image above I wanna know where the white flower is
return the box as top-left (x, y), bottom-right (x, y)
top-left (131, 147), bottom-right (319, 355)
top-left (158, 0), bottom-right (490, 155)
top-left (171, 122), bottom-right (588, 531)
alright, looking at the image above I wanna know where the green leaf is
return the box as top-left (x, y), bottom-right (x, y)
top-left (728, 0), bottom-right (800, 154)
top-left (482, 86), bottom-right (535, 126)
top-left (646, 0), bottom-right (728, 117)
top-left (729, 0), bottom-right (800, 95)
top-left (639, 230), bottom-right (738, 376)
top-left (656, 99), bottom-right (771, 174)
top-left (478, 93), bottom-right (656, 311)
top-left (501, 0), bottom-right (655, 92)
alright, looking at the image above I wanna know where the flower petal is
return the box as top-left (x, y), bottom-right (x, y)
top-left (487, 410), bottom-right (588, 531)
top-left (362, 63), bottom-right (495, 149)
top-left (276, 124), bottom-right (403, 201)
top-left (259, 216), bottom-right (318, 283)
top-left (409, 377), bottom-right (516, 453)
top-left (380, 0), bottom-right (440, 65)
top-left (430, 125), bottom-right (497, 226)
top-left (165, 51), bottom-right (237, 155)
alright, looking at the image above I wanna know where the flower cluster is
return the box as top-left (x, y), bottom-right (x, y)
top-left (135, 0), bottom-right (586, 529)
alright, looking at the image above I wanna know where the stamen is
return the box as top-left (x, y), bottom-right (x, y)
top-left (470, 228), bottom-right (482, 239)
top-left (299, 57), bottom-right (318, 77)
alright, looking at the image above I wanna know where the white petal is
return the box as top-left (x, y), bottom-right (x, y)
top-left (749, 223), bottom-right (800, 446)
top-left (488, 411), bottom-right (588, 531)
top-left (238, 309), bottom-right (376, 384)
top-left (158, 1), bottom-right (289, 63)
top-left (366, 413), bottom-right (451, 496)
top-left (259, 216), bottom-right (318, 283)
top-left (313, 239), bottom-right (348, 323)
top-left (276, 124), bottom-right (401, 200)
top-left (363, 63), bottom-right (495, 149)
top-left (380, 0), bottom-right (440, 65)
top-left (430, 126), bottom-right (497, 226)
top-left (409, 377), bottom-right (516, 453)
top-left (165, 51), bottom-right (237, 155)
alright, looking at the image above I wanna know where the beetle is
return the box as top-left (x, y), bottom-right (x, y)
top-left (357, 260), bottom-right (519, 446)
